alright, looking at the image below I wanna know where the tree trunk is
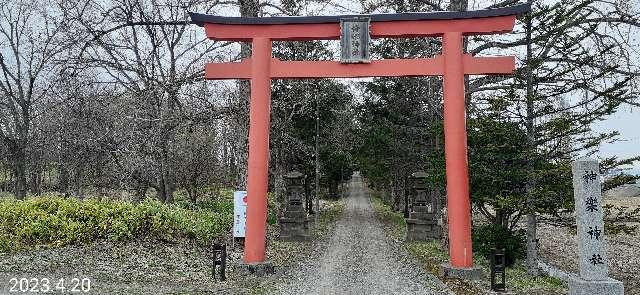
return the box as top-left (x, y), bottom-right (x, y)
top-left (134, 178), bottom-right (148, 203)
top-left (10, 145), bottom-right (27, 200)
top-left (272, 154), bottom-right (285, 207)
top-left (495, 209), bottom-right (509, 228)
top-left (157, 109), bottom-right (176, 203)
top-left (29, 165), bottom-right (42, 196)
top-left (14, 162), bottom-right (27, 200)
top-left (448, 0), bottom-right (468, 11)
top-left (156, 177), bottom-right (167, 203)
top-left (2, 168), bottom-right (7, 192)
top-left (441, 204), bottom-right (449, 250)
top-left (74, 165), bottom-right (86, 199)
top-left (187, 187), bottom-right (197, 204)
top-left (305, 175), bottom-right (314, 214)
top-left (58, 162), bottom-right (69, 196)
top-left (329, 180), bottom-right (338, 199)
top-left (188, 174), bottom-right (199, 204)
top-left (163, 169), bottom-right (175, 204)
top-left (233, 0), bottom-right (259, 190)
top-left (524, 0), bottom-right (539, 276)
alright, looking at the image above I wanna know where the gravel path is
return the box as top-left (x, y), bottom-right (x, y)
top-left (274, 173), bottom-right (449, 295)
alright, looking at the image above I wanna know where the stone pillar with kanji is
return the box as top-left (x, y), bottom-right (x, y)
top-left (569, 158), bottom-right (623, 295)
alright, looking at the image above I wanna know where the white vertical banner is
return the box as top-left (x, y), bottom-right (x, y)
top-left (233, 191), bottom-right (247, 237)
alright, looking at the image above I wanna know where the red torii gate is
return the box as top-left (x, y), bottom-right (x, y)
top-left (191, 3), bottom-right (529, 272)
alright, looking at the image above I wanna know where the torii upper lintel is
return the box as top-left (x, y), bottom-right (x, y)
top-left (191, 4), bottom-right (529, 41)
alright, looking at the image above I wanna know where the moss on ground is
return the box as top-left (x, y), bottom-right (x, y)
top-left (370, 190), bottom-right (566, 295)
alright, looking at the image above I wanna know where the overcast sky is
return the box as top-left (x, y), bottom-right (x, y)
top-left (593, 107), bottom-right (640, 175)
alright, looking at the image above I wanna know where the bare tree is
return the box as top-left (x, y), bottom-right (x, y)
top-left (66, 0), bottom-right (233, 202)
top-left (0, 0), bottom-right (82, 199)
top-left (230, 0), bottom-right (259, 190)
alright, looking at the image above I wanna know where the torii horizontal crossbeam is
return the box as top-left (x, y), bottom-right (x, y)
top-left (205, 55), bottom-right (515, 79)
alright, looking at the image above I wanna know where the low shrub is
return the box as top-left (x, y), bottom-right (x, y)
top-left (472, 223), bottom-right (526, 267)
top-left (0, 194), bottom-right (233, 253)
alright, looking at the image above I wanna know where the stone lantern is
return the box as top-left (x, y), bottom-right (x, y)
top-left (279, 171), bottom-right (309, 240)
top-left (284, 171), bottom-right (305, 215)
top-left (410, 171), bottom-right (430, 213)
top-left (405, 171), bottom-right (442, 241)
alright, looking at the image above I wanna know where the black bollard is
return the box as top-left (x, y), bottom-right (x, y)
top-left (490, 248), bottom-right (506, 292)
top-left (212, 243), bottom-right (227, 281)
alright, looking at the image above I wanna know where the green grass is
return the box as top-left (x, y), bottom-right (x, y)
top-left (370, 191), bottom-right (405, 238)
top-left (369, 190), bottom-right (566, 294)
top-left (0, 192), bottom-right (234, 253)
top-left (503, 262), bottom-right (565, 291)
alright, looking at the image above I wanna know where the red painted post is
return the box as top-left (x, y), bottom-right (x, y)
top-left (442, 31), bottom-right (473, 268)
top-left (244, 37), bottom-right (272, 263)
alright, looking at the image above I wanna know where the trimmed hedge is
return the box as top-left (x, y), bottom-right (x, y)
top-left (0, 195), bottom-right (233, 253)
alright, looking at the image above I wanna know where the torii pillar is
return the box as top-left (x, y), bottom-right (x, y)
top-left (191, 3), bottom-right (530, 277)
